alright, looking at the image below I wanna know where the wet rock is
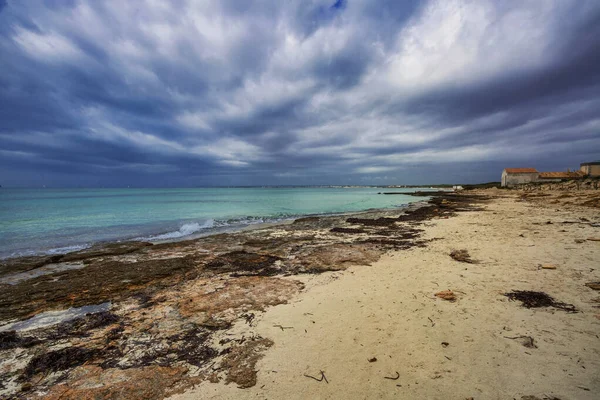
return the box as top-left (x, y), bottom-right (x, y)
top-left (222, 337), bottom-right (273, 389)
top-left (0, 256), bottom-right (199, 321)
top-left (293, 244), bottom-right (380, 273)
top-left (42, 365), bottom-right (189, 400)
top-left (60, 241), bottom-right (153, 263)
top-left (177, 276), bottom-right (303, 322)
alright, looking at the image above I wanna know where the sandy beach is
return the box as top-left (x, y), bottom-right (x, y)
top-left (171, 189), bottom-right (600, 400)
top-left (1, 189), bottom-right (599, 399)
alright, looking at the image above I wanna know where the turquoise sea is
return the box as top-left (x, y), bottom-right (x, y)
top-left (0, 187), bottom-right (431, 259)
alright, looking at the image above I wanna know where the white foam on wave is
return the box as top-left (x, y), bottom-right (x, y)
top-left (145, 220), bottom-right (215, 241)
top-left (45, 244), bottom-right (91, 255)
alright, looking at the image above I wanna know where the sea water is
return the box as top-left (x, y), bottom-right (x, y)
top-left (0, 187), bottom-right (432, 258)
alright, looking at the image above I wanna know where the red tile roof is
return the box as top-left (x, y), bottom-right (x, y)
top-left (504, 168), bottom-right (538, 174)
top-left (538, 171), bottom-right (586, 179)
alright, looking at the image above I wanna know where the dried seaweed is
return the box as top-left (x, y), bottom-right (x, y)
top-left (330, 227), bottom-right (366, 234)
top-left (504, 290), bottom-right (578, 312)
top-left (450, 249), bottom-right (476, 263)
top-left (346, 217), bottom-right (397, 227)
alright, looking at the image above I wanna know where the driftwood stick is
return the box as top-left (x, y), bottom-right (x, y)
top-left (384, 372), bottom-right (400, 380)
top-left (273, 324), bottom-right (294, 331)
top-left (304, 370), bottom-right (329, 383)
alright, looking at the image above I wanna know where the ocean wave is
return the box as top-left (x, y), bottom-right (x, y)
top-left (145, 220), bottom-right (215, 241)
top-left (45, 244), bottom-right (91, 254)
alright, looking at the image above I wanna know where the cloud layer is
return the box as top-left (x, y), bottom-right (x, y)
top-left (1, 0), bottom-right (599, 186)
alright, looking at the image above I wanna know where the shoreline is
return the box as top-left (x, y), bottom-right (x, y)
top-left (0, 192), bottom-right (436, 261)
top-left (1, 189), bottom-right (598, 399)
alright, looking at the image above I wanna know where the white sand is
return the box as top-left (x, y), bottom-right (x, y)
top-left (171, 193), bottom-right (600, 399)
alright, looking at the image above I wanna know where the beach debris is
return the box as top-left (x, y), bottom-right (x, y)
top-left (585, 282), bottom-right (600, 290)
top-left (587, 237), bottom-right (600, 241)
top-left (449, 249), bottom-right (476, 263)
top-left (505, 335), bottom-right (537, 348)
top-left (441, 342), bottom-right (449, 348)
top-left (384, 372), bottom-right (400, 380)
top-left (368, 357), bottom-right (377, 362)
top-left (435, 290), bottom-right (456, 302)
top-left (575, 239), bottom-right (585, 243)
top-left (241, 313), bottom-right (255, 325)
top-left (304, 370), bottom-right (329, 383)
top-left (540, 264), bottom-right (557, 270)
top-left (504, 290), bottom-right (578, 313)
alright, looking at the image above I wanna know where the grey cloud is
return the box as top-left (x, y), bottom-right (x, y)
top-left (0, 0), bottom-right (599, 187)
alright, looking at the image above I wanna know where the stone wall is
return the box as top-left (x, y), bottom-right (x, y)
top-left (517, 178), bottom-right (600, 191)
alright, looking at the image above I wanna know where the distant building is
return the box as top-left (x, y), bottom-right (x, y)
top-left (538, 171), bottom-right (586, 182)
top-left (580, 161), bottom-right (600, 177)
top-left (501, 168), bottom-right (539, 187)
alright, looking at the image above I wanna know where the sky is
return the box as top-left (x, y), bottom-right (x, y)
top-left (0, 0), bottom-right (599, 187)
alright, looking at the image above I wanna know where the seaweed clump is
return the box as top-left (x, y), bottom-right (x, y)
top-left (504, 290), bottom-right (578, 313)
top-left (0, 330), bottom-right (41, 350)
top-left (450, 249), bottom-right (476, 263)
top-left (21, 346), bottom-right (99, 379)
top-left (204, 251), bottom-right (282, 277)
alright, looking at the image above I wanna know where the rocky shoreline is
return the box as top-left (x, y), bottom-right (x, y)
top-left (0, 191), bottom-right (488, 399)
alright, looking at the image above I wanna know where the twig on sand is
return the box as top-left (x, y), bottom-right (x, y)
top-left (428, 317), bottom-right (435, 327)
top-left (273, 324), bottom-right (293, 331)
top-left (384, 372), bottom-right (400, 380)
top-left (304, 370), bottom-right (328, 383)
top-left (504, 335), bottom-right (537, 348)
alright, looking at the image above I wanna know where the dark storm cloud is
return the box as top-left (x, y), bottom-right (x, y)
top-left (0, 0), bottom-right (599, 187)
